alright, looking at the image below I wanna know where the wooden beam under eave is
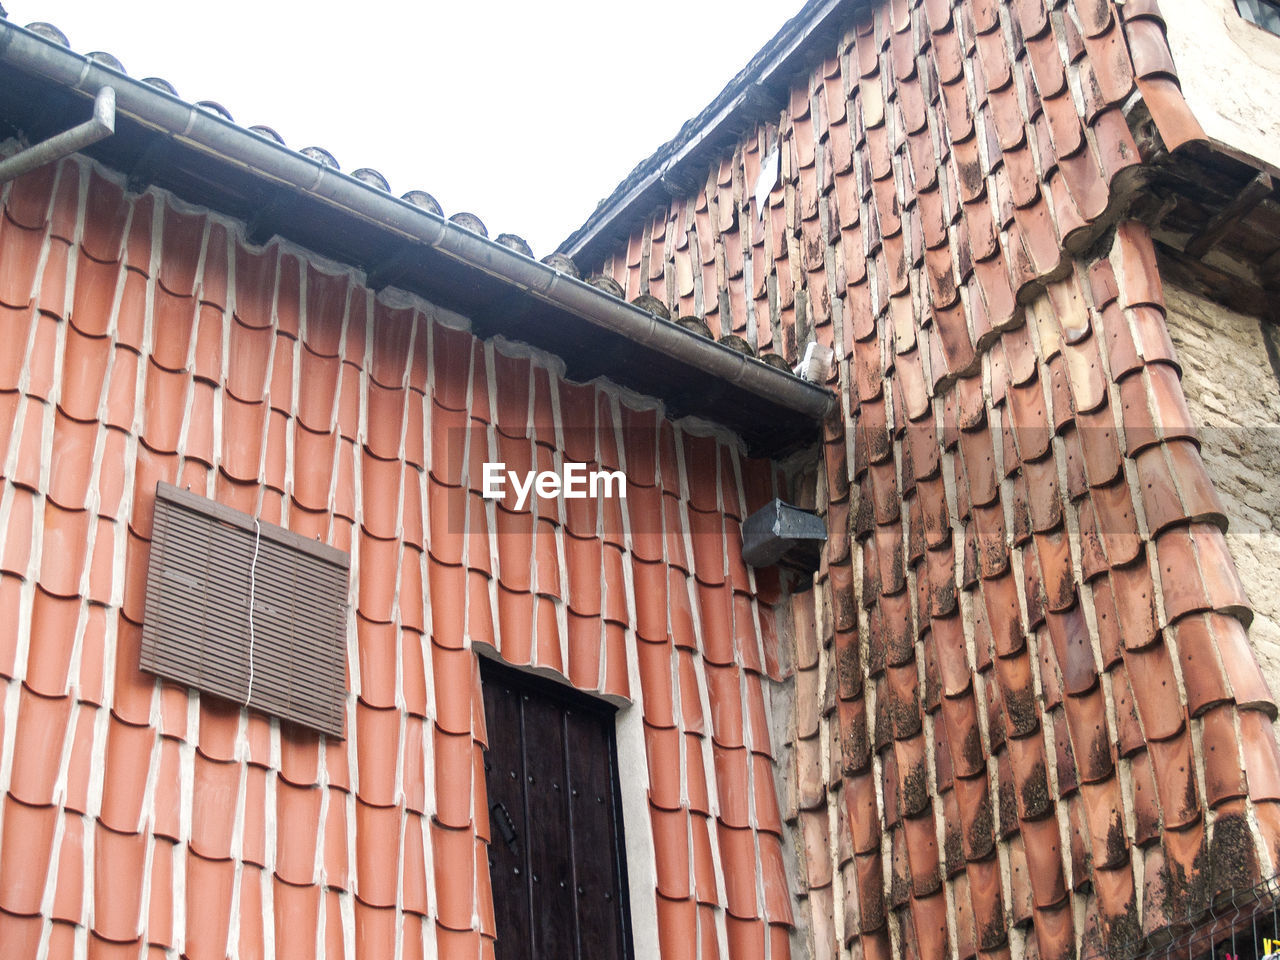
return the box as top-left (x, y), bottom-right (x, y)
top-left (1183, 171), bottom-right (1276, 260)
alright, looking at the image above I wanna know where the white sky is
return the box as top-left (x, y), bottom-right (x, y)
top-left (4, 0), bottom-right (797, 256)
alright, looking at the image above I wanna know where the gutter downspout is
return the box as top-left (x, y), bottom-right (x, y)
top-left (0, 83), bottom-right (114, 182)
top-left (0, 22), bottom-right (835, 426)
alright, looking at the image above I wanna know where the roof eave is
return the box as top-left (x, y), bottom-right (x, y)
top-left (0, 20), bottom-right (834, 457)
top-left (558, 0), bottom-right (858, 265)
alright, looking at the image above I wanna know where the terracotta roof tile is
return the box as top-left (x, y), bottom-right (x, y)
top-left (1108, 557), bottom-right (1158, 651)
top-left (4, 0), bottom-right (1278, 946)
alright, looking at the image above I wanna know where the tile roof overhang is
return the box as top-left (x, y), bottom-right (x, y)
top-left (560, 0), bottom-right (859, 265)
top-left (560, 0), bottom-right (1280, 309)
top-left (0, 19), bottom-right (835, 458)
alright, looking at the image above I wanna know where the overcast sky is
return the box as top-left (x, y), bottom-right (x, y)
top-left (3, 0), bottom-right (797, 256)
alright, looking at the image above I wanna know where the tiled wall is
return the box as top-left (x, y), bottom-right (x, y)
top-left (580, 0), bottom-right (1280, 958)
top-left (0, 156), bottom-right (801, 958)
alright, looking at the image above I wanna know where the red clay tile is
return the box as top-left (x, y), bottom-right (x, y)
top-left (432, 339), bottom-right (485, 436)
top-left (269, 729), bottom-right (324, 798)
top-left (532, 594), bottom-right (563, 672)
top-left (352, 702), bottom-right (400, 809)
top-left (1109, 558), bottom-right (1158, 651)
top-left (139, 362), bottom-right (192, 458)
top-left (91, 821), bottom-right (150, 944)
top-left (1076, 776), bottom-right (1127, 871)
top-left (1146, 730), bottom-right (1199, 827)
top-left (223, 314), bottom-right (275, 404)
top-left (602, 621), bottom-right (630, 700)
top-left (24, 584), bottom-right (81, 696)
top-left (429, 637), bottom-right (478, 737)
top-left (190, 752), bottom-right (240, 861)
top-left (1062, 686), bottom-right (1113, 783)
top-left (150, 286), bottom-right (199, 375)
top-left (53, 700), bottom-right (97, 816)
top-left (432, 819), bottom-right (479, 936)
top-left (1045, 604), bottom-right (1097, 696)
top-left (57, 325), bottom-right (110, 422)
top-left (99, 713), bottom-right (158, 835)
top-left (352, 530), bottom-right (399, 625)
top-left (1207, 612), bottom-right (1274, 714)
top-left (36, 500), bottom-right (94, 606)
top-left (1032, 528), bottom-right (1076, 613)
top-left (0, 792), bottom-right (59, 916)
top-left (269, 780), bottom-right (324, 891)
top-left (0, 914), bottom-right (50, 960)
top-left (296, 269), bottom-right (347, 361)
top-left (369, 304), bottom-right (416, 391)
top-left (1190, 524), bottom-right (1249, 617)
top-left (347, 798), bottom-right (402, 912)
top-left (183, 848), bottom-right (235, 960)
top-left (0, 220), bottom-right (45, 310)
top-left (195, 219), bottom-right (230, 309)
top-left (291, 349), bottom-right (342, 436)
top-left (980, 568), bottom-right (1025, 660)
top-left (394, 809), bottom-right (428, 919)
top-left (703, 660), bottom-right (746, 750)
top-left (561, 609), bottom-right (599, 690)
top-left (1197, 704), bottom-right (1246, 807)
top-left (1084, 481), bottom-right (1137, 569)
top-left (6, 162), bottom-right (58, 228)
top-left (46, 165), bottom-right (83, 239)
top-left (350, 616), bottom-right (396, 712)
top-left (1166, 615), bottom-right (1228, 717)
top-left (912, 889), bottom-right (951, 960)
top-left (188, 686), bottom-right (241, 766)
top-left (720, 820), bottom-right (764, 920)
top-left (313, 791), bottom-right (351, 899)
top-left (234, 864), bottom-right (267, 957)
top-left (1110, 664), bottom-right (1147, 758)
top-left (1153, 526), bottom-right (1212, 621)
top-left (263, 253), bottom-right (300, 342)
top-left (1124, 639), bottom-right (1186, 741)
top-left (47, 809), bottom-right (87, 925)
top-left (287, 426), bottom-right (337, 515)
top-left (364, 380), bottom-right (407, 462)
top-left (432, 725), bottom-right (477, 833)
top-left (155, 205), bottom-right (205, 298)
top-left (66, 253), bottom-right (120, 343)
top-left (649, 804), bottom-right (696, 905)
top-left (490, 350), bottom-right (532, 441)
top-left (1240, 710), bottom-right (1280, 802)
top-left (1019, 813), bottom-right (1067, 910)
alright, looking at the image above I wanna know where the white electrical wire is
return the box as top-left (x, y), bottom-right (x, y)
top-left (246, 517), bottom-right (261, 704)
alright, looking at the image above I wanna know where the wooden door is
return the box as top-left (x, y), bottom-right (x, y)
top-left (480, 658), bottom-right (633, 960)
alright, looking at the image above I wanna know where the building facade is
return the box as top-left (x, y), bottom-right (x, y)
top-left (1, 0), bottom-right (1279, 958)
top-left (562, 0), bottom-right (1280, 958)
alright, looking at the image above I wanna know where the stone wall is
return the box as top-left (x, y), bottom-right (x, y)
top-left (1163, 282), bottom-right (1280, 693)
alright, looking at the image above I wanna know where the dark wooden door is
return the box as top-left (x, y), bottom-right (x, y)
top-left (480, 658), bottom-right (633, 960)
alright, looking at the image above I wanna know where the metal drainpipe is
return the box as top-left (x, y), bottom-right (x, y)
top-left (0, 85), bottom-right (115, 183)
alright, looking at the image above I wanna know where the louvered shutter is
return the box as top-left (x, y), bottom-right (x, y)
top-left (140, 482), bottom-right (350, 737)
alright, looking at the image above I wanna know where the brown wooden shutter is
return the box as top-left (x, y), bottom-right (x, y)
top-left (140, 482), bottom-right (350, 737)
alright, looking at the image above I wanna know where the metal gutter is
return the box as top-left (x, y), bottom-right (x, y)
top-left (0, 21), bottom-right (834, 429)
top-left (559, 0), bottom-right (855, 263)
